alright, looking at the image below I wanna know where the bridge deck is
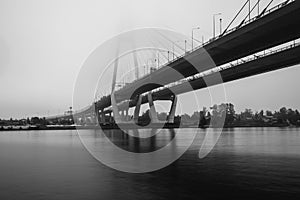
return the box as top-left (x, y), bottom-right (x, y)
top-left (154, 43), bottom-right (300, 99)
top-left (114, 0), bottom-right (300, 101)
top-left (109, 43), bottom-right (300, 111)
top-left (60, 1), bottom-right (300, 117)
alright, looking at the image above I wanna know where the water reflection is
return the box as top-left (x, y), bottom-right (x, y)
top-left (100, 129), bottom-right (177, 153)
top-left (0, 128), bottom-right (300, 199)
top-left (76, 128), bottom-right (198, 173)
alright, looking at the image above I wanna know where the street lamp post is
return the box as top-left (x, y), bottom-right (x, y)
top-left (213, 13), bottom-right (221, 39)
top-left (157, 52), bottom-right (160, 69)
top-left (172, 42), bottom-right (175, 60)
top-left (257, 0), bottom-right (260, 16)
top-left (192, 27), bottom-right (200, 51)
top-left (220, 18), bottom-right (223, 35)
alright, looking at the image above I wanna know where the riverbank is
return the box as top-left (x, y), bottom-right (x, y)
top-left (0, 123), bottom-right (298, 131)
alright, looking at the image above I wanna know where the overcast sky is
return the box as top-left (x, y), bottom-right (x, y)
top-left (0, 0), bottom-right (299, 119)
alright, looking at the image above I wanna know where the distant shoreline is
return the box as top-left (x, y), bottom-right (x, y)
top-left (0, 124), bottom-right (298, 131)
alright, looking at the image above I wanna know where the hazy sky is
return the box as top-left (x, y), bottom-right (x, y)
top-left (0, 0), bottom-right (299, 118)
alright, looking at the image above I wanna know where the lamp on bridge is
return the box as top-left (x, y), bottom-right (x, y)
top-left (220, 18), bottom-right (223, 35)
top-left (213, 13), bottom-right (222, 39)
top-left (192, 27), bottom-right (200, 51)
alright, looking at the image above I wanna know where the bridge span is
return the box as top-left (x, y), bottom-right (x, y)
top-left (106, 40), bottom-right (300, 112)
top-left (114, 0), bottom-right (300, 101)
top-left (46, 0), bottom-right (300, 126)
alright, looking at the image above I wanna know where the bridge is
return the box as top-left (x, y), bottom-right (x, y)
top-left (47, 0), bottom-right (300, 126)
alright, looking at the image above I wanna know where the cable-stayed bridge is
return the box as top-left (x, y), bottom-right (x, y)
top-left (47, 0), bottom-right (300, 126)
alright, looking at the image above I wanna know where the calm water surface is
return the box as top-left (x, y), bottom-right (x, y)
top-left (0, 128), bottom-right (300, 200)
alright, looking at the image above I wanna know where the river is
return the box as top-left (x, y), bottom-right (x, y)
top-left (0, 128), bottom-right (299, 200)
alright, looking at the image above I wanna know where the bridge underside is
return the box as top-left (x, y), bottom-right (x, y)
top-left (90, 43), bottom-right (300, 119)
top-left (112, 44), bottom-right (300, 110)
top-left (114, 1), bottom-right (300, 101)
top-left (96, 92), bottom-right (178, 124)
top-left (64, 1), bottom-right (300, 124)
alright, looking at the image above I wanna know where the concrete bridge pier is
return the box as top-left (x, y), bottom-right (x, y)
top-left (100, 109), bottom-right (106, 124)
top-left (147, 92), bottom-right (159, 123)
top-left (111, 91), bottom-right (124, 124)
top-left (96, 110), bottom-right (101, 125)
top-left (78, 115), bottom-right (86, 125)
top-left (96, 109), bottom-right (106, 124)
top-left (78, 115), bottom-right (85, 125)
top-left (125, 109), bottom-right (130, 121)
top-left (111, 91), bottom-right (178, 125)
top-left (74, 116), bottom-right (81, 125)
top-left (167, 95), bottom-right (178, 123)
top-left (84, 115), bottom-right (90, 125)
top-left (111, 91), bottom-right (133, 124)
top-left (109, 112), bottom-right (113, 123)
top-left (80, 116), bottom-right (85, 125)
top-left (91, 114), bottom-right (97, 125)
top-left (134, 95), bottom-right (142, 124)
top-left (120, 110), bottom-right (126, 121)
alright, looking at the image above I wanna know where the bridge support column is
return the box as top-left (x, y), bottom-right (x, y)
top-left (83, 115), bottom-right (87, 125)
top-left (101, 109), bottom-right (106, 124)
top-left (79, 115), bottom-right (84, 125)
top-left (111, 91), bottom-right (123, 124)
top-left (125, 108), bottom-right (129, 121)
top-left (167, 95), bottom-right (178, 123)
top-left (147, 92), bottom-right (159, 123)
top-left (121, 110), bottom-right (125, 121)
top-left (75, 116), bottom-right (81, 125)
top-left (134, 95), bottom-right (142, 124)
top-left (96, 109), bottom-right (104, 125)
top-left (109, 112), bottom-right (113, 123)
top-left (86, 115), bottom-right (92, 125)
top-left (111, 91), bottom-right (133, 124)
top-left (91, 114), bottom-right (97, 125)
top-left (96, 110), bottom-right (100, 125)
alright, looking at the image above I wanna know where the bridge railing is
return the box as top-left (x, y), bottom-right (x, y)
top-left (198, 0), bottom-right (295, 50)
top-left (119, 0), bottom-right (296, 89)
top-left (222, 0), bottom-right (295, 37)
top-left (88, 0), bottom-right (296, 114)
top-left (149, 39), bottom-right (300, 95)
top-left (221, 39), bottom-right (300, 71)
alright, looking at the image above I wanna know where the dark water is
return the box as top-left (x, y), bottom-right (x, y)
top-left (0, 128), bottom-right (300, 200)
